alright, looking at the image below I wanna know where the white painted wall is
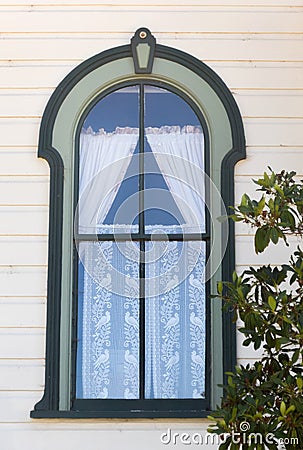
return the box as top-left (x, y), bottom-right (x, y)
top-left (0, 1), bottom-right (302, 449)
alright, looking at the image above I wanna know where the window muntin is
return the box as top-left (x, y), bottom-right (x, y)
top-left (74, 83), bottom-right (209, 405)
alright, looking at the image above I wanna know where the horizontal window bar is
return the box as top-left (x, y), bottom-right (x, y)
top-left (72, 398), bottom-right (209, 413)
top-left (74, 233), bottom-right (210, 242)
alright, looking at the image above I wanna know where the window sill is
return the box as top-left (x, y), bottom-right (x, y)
top-left (30, 409), bottom-right (213, 419)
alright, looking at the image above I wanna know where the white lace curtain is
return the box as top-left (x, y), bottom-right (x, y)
top-left (78, 126), bottom-right (139, 233)
top-left (77, 125), bottom-right (206, 399)
top-left (78, 125), bottom-right (205, 234)
top-left (146, 125), bottom-right (205, 232)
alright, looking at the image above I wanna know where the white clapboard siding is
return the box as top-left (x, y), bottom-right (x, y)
top-left (234, 221), bottom-right (256, 237)
top-left (0, 176), bottom-right (49, 205)
top-left (135, 34), bottom-right (303, 63)
top-left (4, 0), bottom-right (303, 5)
top-left (0, 63), bottom-right (75, 89)
top-left (0, 90), bottom-right (52, 119)
top-left (0, 328), bottom-right (45, 359)
top-left (3, 0), bottom-right (303, 5)
top-left (0, 267), bottom-right (47, 297)
top-left (0, 6), bottom-right (302, 34)
top-left (0, 360), bottom-right (45, 391)
top-left (210, 61), bottom-right (303, 90)
top-left (1, 61), bottom-right (303, 89)
top-left (0, 424), bottom-right (211, 450)
top-left (0, 392), bottom-right (44, 422)
top-left (0, 149), bottom-right (48, 176)
top-left (0, 299), bottom-right (45, 328)
top-left (0, 237), bottom-right (47, 266)
top-left (0, 421), bottom-right (209, 432)
top-left (0, 35), bottom-right (127, 61)
top-left (237, 333), bottom-right (264, 360)
top-left (236, 235), bottom-right (301, 266)
top-left (244, 118), bottom-right (303, 147)
top-left (1, 89), bottom-right (303, 119)
top-left (0, 206), bottom-right (48, 235)
top-left (235, 147), bottom-right (303, 176)
top-left (233, 90), bottom-right (303, 119)
top-left (1, 34), bottom-right (303, 62)
top-left (235, 175), bottom-right (274, 203)
top-left (0, 118), bottom-right (41, 146)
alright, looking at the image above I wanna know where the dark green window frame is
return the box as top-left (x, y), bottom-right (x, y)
top-left (30, 29), bottom-right (246, 419)
top-left (72, 79), bottom-right (211, 415)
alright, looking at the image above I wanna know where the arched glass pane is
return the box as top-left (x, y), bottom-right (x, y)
top-left (77, 86), bottom-right (140, 235)
top-left (144, 85), bottom-right (205, 234)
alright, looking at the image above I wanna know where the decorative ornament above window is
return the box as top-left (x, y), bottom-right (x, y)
top-left (131, 27), bottom-right (156, 73)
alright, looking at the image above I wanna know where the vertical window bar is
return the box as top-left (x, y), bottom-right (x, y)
top-left (139, 83), bottom-right (145, 234)
top-left (139, 240), bottom-right (145, 399)
top-left (139, 83), bottom-right (145, 399)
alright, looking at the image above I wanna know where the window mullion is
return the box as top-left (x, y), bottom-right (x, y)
top-left (139, 83), bottom-right (146, 399)
top-left (139, 240), bottom-right (145, 399)
top-left (139, 82), bottom-right (145, 235)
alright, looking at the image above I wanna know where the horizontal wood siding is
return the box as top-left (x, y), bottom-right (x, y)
top-left (0, 206), bottom-right (48, 235)
top-left (0, 1), bottom-right (301, 447)
top-left (0, 6), bottom-right (302, 34)
top-left (0, 422), bottom-right (212, 450)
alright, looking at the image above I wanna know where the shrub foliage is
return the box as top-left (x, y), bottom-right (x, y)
top-left (208, 169), bottom-right (303, 449)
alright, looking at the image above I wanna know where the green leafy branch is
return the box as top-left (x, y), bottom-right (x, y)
top-left (231, 169), bottom-right (303, 253)
top-left (208, 169), bottom-right (303, 449)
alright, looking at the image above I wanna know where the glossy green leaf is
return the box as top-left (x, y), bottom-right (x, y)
top-left (217, 281), bottom-right (223, 295)
top-left (280, 401), bottom-right (286, 416)
top-left (268, 296), bottom-right (276, 311)
top-left (270, 227), bottom-right (279, 245)
top-left (297, 378), bottom-right (303, 390)
top-left (254, 226), bottom-right (270, 253)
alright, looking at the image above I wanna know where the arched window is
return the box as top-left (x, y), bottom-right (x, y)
top-left (31, 29), bottom-right (245, 418)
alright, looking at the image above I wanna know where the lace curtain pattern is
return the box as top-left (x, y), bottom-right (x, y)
top-left (146, 125), bottom-right (205, 232)
top-left (78, 240), bottom-right (140, 399)
top-left (145, 240), bottom-right (206, 399)
top-left (77, 126), bottom-right (206, 399)
top-left (78, 126), bottom-right (139, 234)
